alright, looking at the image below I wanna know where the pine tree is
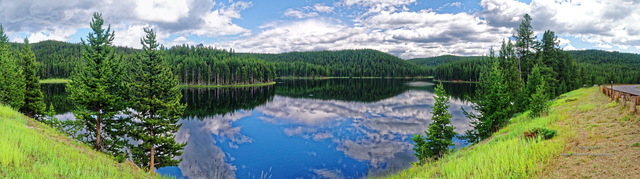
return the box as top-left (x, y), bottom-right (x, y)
top-left (19, 38), bottom-right (46, 120)
top-left (498, 39), bottom-right (525, 111)
top-left (411, 83), bottom-right (456, 164)
top-left (527, 65), bottom-right (549, 117)
top-left (514, 14), bottom-right (537, 80)
top-left (67, 12), bottom-right (126, 152)
top-left (0, 24), bottom-right (25, 109)
top-left (464, 60), bottom-right (513, 143)
top-left (129, 28), bottom-right (186, 174)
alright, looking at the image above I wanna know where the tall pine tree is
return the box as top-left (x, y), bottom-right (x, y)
top-left (411, 83), bottom-right (456, 164)
top-left (0, 24), bottom-right (25, 109)
top-left (67, 12), bottom-right (126, 152)
top-left (19, 38), bottom-right (46, 120)
top-left (514, 14), bottom-right (536, 80)
top-left (464, 60), bottom-right (513, 143)
top-left (527, 64), bottom-right (549, 117)
top-left (129, 28), bottom-right (186, 174)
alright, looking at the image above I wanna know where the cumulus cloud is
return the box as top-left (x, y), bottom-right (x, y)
top-left (482, 0), bottom-right (640, 51)
top-left (0, 0), bottom-right (251, 45)
top-left (313, 3), bottom-right (334, 13)
top-left (134, 0), bottom-right (189, 23)
top-left (283, 8), bottom-right (319, 19)
top-left (220, 9), bottom-right (510, 59)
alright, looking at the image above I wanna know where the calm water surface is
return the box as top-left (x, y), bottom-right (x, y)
top-left (43, 79), bottom-right (477, 179)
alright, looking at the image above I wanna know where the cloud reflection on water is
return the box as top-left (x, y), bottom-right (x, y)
top-left (175, 88), bottom-right (475, 178)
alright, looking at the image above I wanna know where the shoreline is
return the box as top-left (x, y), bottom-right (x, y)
top-left (178, 81), bottom-right (276, 88)
top-left (277, 76), bottom-right (434, 80)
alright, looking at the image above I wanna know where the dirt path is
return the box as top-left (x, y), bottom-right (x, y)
top-left (545, 89), bottom-right (640, 178)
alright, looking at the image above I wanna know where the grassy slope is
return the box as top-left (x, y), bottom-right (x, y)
top-left (0, 105), bottom-right (153, 178)
top-left (385, 87), bottom-right (640, 178)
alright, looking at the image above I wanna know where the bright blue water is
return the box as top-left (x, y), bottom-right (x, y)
top-left (153, 80), bottom-right (475, 179)
top-left (43, 79), bottom-right (475, 179)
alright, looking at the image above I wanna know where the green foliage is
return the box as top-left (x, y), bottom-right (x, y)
top-left (524, 127), bottom-right (557, 140)
top-left (514, 13), bottom-right (536, 79)
top-left (433, 58), bottom-right (488, 81)
top-left (244, 49), bottom-right (431, 77)
top-left (409, 55), bottom-right (483, 67)
top-left (464, 59), bottom-right (515, 143)
top-left (412, 83), bottom-right (456, 164)
top-left (66, 13), bottom-right (128, 156)
top-left (167, 45), bottom-right (276, 85)
top-left (0, 24), bottom-right (26, 109)
top-left (128, 28), bottom-right (186, 173)
top-left (526, 65), bottom-right (550, 117)
top-left (18, 38), bottom-right (46, 120)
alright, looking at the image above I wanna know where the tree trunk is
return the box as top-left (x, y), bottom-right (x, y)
top-left (96, 113), bottom-right (102, 150)
top-left (150, 132), bottom-right (155, 175)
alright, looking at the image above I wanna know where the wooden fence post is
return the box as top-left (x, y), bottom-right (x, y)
top-left (630, 96), bottom-right (638, 114)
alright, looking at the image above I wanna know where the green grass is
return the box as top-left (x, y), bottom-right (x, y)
top-left (0, 104), bottom-right (155, 178)
top-left (385, 87), bottom-right (599, 178)
top-left (178, 81), bottom-right (276, 88)
top-left (39, 78), bottom-right (71, 84)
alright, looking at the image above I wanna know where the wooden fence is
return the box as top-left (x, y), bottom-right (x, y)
top-left (601, 86), bottom-right (639, 114)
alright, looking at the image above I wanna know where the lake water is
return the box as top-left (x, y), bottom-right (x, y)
top-left (43, 79), bottom-right (477, 179)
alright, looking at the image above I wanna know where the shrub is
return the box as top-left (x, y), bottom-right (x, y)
top-left (524, 128), bottom-right (557, 140)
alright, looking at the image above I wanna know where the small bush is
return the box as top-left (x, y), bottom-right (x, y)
top-left (524, 128), bottom-right (557, 140)
top-left (632, 143), bottom-right (639, 147)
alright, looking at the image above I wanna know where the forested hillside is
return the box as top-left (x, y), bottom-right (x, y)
top-left (166, 45), bottom-right (276, 85)
top-left (415, 49), bottom-right (640, 85)
top-left (408, 55), bottom-right (483, 67)
top-left (10, 41), bottom-right (276, 85)
top-left (242, 49), bottom-right (432, 77)
top-left (20, 41), bottom-right (432, 81)
top-left (567, 50), bottom-right (640, 84)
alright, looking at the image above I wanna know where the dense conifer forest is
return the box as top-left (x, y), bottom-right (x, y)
top-left (241, 49), bottom-right (432, 77)
top-left (415, 50), bottom-right (640, 85)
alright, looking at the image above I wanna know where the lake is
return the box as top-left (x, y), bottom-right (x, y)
top-left (43, 78), bottom-right (477, 179)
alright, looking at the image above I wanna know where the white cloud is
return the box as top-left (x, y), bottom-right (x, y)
top-left (25, 27), bottom-right (77, 43)
top-left (444, 2), bottom-right (463, 8)
top-left (134, 0), bottom-right (190, 23)
top-left (190, 1), bottom-right (252, 37)
top-left (284, 8), bottom-right (319, 18)
top-left (483, 0), bottom-right (640, 52)
top-left (313, 3), bottom-right (334, 13)
top-left (113, 24), bottom-right (150, 48)
top-left (220, 8), bottom-right (510, 59)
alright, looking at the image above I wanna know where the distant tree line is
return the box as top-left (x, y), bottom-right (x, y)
top-left (242, 49), bottom-right (432, 77)
top-left (426, 47), bottom-right (640, 85)
top-left (10, 41), bottom-right (277, 85)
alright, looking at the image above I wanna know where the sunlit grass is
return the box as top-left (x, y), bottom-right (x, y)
top-left (384, 87), bottom-right (599, 178)
top-left (0, 104), bottom-right (156, 178)
top-left (39, 78), bottom-right (71, 84)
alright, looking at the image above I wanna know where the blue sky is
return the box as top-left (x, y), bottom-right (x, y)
top-left (2, 0), bottom-right (639, 59)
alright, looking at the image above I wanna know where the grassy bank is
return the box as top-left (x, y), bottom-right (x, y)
top-left (178, 81), bottom-right (276, 88)
top-left (277, 76), bottom-right (434, 80)
top-left (0, 105), bottom-right (154, 178)
top-left (39, 78), bottom-right (71, 84)
top-left (386, 87), bottom-right (640, 178)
